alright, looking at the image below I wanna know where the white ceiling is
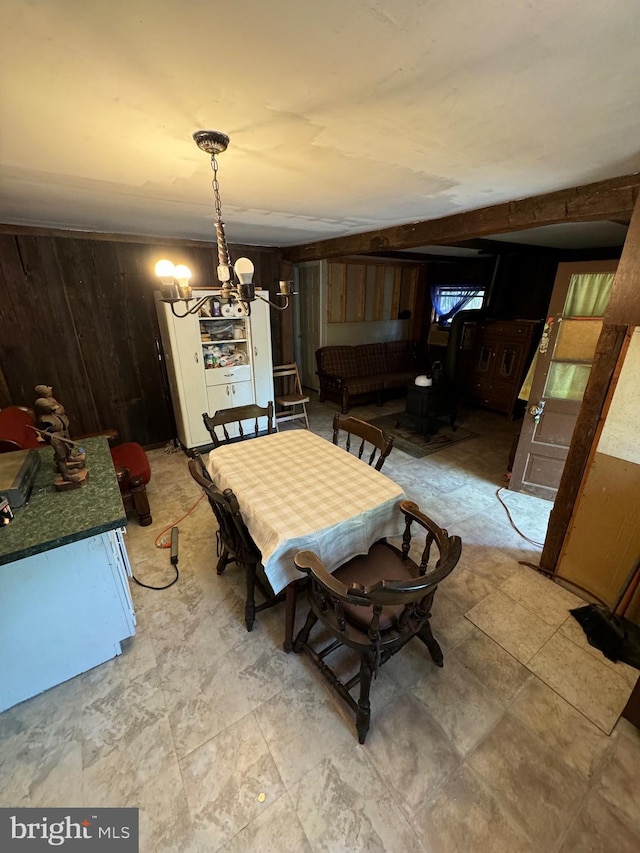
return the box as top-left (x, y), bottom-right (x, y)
top-left (1, 0), bottom-right (639, 250)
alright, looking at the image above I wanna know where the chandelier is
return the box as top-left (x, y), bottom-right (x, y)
top-left (155, 130), bottom-right (294, 318)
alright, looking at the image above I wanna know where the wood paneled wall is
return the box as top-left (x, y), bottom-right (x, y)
top-left (326, 259), bottom-right (419, 324)
top-left (0, 232), bottom-right (282, 446)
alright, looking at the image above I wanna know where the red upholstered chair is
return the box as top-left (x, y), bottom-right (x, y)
top-left (0, 406), bottom-right (39, 453)
top-left (109, 442), bottom-right (152, 526)
top-left (0, 406), bottom-right (152, 526)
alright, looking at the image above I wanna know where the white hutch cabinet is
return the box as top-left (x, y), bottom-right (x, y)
top-left (155, 290), bottom-right (274, 449)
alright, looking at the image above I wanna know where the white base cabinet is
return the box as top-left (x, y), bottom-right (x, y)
top-left (156, 290), bottom-right (274, 448)
top-left (0, 529), bottom-right (135, 713)
top-left (207, 379), bottom-right (254, 414)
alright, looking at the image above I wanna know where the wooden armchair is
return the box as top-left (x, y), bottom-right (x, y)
top-left (187, 451), bottom-right (285, 630)
top-left (332, 413), bottom-right (394, 471)
top-left (202, 401), bottom-right (274, 448)
top-left (294, 500), bottom-right (461, 744)
top-left (0, 405), bottom-right (152, 526)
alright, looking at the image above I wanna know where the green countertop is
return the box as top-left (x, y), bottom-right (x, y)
top-left (0, 436), bottom-right (127, 566)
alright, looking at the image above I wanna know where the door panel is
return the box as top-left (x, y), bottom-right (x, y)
top-left (510, 260), bottom-right (618, 500)
top-left (554, 319), bottom-right (602, 360)
top-left (524, 454), bottom-right (567, 492)
top-left (534, 406), bottom-right (578, 445)
top-left (297, 263), bottom-right (323, 391)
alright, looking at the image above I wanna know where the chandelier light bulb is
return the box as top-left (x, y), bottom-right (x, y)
top-left (155, 259), bottom-right (176, 279)
top-left (174, 264), bottom-right (192, 283)
top-left (234, 257), bottom-right (255, 285)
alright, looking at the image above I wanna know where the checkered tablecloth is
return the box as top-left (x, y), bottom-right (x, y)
top-left (206, 430), bottom-right (406, 594)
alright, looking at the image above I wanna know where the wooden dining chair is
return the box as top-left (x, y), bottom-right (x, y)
top-left (187, 451), bottom-right (285, 630)
top-left (293, 500), bottom-right (461, 744)
top-left (202, 401), bottom-right (274, 448)
top-left (332, 413), bottom-right (394, 471)
top-left (272, 362), bottom-right (310, 430)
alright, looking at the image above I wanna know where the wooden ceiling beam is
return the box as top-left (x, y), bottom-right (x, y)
top-left (283, 173), bottom-right (640, 263)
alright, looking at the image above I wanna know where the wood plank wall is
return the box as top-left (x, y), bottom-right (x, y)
top-left (0, 233), bottom-right (282, 446)
top-left (326, 259), bottom-right (420, 324)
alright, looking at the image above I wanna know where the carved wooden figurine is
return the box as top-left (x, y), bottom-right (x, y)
top-left (34, 385), bottom-right (88, 491)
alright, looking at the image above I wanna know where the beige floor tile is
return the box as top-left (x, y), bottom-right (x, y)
top-left (559, 790), bottom-right (640, 853)
top-left (559, 614), bottom-right (640, 689)
top-left (0, 738), bottom-right (83, 808)
top-left (219, 792), bottom-right (312, 853)
top-left (416, 763), bottom-right (539, 853)
top-left (448, 627), bottom-right (530, 705)
top-left (412, 656), bottom-right (505, 755)
top-left (527, 632), bottom-right (634, 734)
top-left (290, 749), bottom-right (424, 853)
top-left (429, 588), bottom-right (475, 651)
top-left (380, 630), bottom-right (450, 690)
top-left (468, 713), bottom-right (588, 850)
top-left (362, 693), bottom-right (460, 821)
top-left (253, 674), bottom-right (355, 789)
top-left (135, 770), bottom-right (199, 853)
top-left (595, 725), bottom-right (640, 836)
top-left (159, 630), bottom-right (291, 758)
top-left (510, 677), bottom-right (612, 779)
top-left (500, 566), bottom-right (583, 627)
top-left (613, 714), bottom-right (640, 746)
top-left (465, 590), bottom-right (556, 663)
top-left (80, 633), bottom-right (157, 704)
top-left (464, 546), bottom-right (521, 585)
top-left (441, 566), bottom-right (496, 611)
top-left (180, 712), bottom-right (285, 851)
top-left (82, 715), bottom-right (179, 804)
top-left (80, 669), bottom-right (169, 771)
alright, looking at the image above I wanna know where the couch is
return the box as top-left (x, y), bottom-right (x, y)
top-left (315, 340), bottom-right (421, 413)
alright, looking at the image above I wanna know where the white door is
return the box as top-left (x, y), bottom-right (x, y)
top-left (248, 292), bottom-right (275, 431)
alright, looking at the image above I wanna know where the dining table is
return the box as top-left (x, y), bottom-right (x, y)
top-left (206, 429), bottom-right (406, 650)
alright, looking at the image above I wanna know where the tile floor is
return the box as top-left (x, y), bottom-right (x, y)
top-left (1, 396), bottom-right (639, 852)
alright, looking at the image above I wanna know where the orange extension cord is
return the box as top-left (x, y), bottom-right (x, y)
top-left (130, 493), bottom-right (205, 591)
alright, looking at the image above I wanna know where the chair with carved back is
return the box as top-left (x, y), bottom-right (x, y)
top-left (332, 413), bottom-right (394, 471)
top-left (187, 451), bottom-right (285, 630)
top-left (202, 401), bottom-right (274, 448)
top-left (293, 500), bottom-right (462, 744)
top-left (273, 362), bottom-right (310, 430)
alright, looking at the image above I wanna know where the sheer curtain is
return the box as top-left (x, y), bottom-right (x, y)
top-left (430, 284), bottom-right (482, 325)
top-left (564, 273), bottom-right (615, 316)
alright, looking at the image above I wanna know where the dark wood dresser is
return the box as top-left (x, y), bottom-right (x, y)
top-left (468, 319), bottom-right (540, 418)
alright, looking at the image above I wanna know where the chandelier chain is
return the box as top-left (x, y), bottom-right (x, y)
top-left (210, 154), bottom-right (231, 271)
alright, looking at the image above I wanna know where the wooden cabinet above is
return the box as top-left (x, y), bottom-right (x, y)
top-left (468, 319), bottom-right (541, 418)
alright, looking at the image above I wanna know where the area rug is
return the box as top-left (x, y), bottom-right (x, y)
top-left (367, 413), bottom-right (477, 459)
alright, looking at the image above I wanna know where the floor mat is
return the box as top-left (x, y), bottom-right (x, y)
top-left (367, 413), bottom-right (477, 458)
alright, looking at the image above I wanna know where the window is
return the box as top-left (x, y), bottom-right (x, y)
top-left (431, 284), bottom-right (485, 326)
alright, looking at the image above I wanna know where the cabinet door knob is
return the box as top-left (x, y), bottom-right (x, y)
top-left (194, 352), bottom-right (199, 363)
top-left (226, 386), bottom-right (230, 395)
top-left (232, 386), bottom-right (236, 395)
